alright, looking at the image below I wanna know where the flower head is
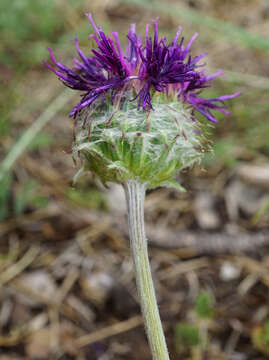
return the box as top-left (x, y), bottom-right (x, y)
top-left (44, 14), bottom-right (239, 122)
top-left (44, 15), bottom-right (240, 189)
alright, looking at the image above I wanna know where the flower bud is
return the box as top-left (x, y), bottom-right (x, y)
top-left (73, 97), bottom-right (204, 189)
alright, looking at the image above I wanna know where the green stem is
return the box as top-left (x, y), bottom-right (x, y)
top-left (124, 179), bottom-right (170, 360)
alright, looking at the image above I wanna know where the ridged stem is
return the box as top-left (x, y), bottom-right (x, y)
top-left (124, 179), bottom-right (170, 360)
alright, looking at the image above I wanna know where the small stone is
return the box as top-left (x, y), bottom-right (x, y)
top-left (238, 164), bottom-right (269, 189)
top-left (225, 179), bottom-right (265, 218)
top-left (80, 271), bottom-right (115, 306)
top-left (0, 298), bottom-right (13, 328)
top-left (16, 270), bottom-right (57, 307)
top-left (219, 262), bottom-right (241, 281)
top-left (194, 191), bottom-right (220, 230)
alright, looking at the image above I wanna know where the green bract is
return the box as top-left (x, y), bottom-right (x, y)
top-left (73, 96), bottom-right (205, 190)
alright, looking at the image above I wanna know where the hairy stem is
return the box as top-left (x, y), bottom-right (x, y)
top-left (124, 179), bottom-right (170, 360)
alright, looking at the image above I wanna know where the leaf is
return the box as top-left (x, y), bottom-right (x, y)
top-left (195, 291), bottom-right (214, 319)
top-left (66, 188), bottom-right (106, 210)
top-left (73, 167), bottom-right (85, 185)
top-left (175, 323), bottom-right (200, 348)
top-left (163, 179), bottom-right (186, 192)
top-left (107, 160), bottom-right (129, 173)
top-left (0, 174), bottom-right (12, 221)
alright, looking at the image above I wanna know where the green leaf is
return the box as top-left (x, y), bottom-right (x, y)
top-left (73, 167), bottom-right (85, 185)
top-left (0, 174), bottom-right (12, 221)
top-left (29, 195), bottom-right (49, 208)
top-left (195, 291), bottom-right (214, 319)
top-left (66, 188), bottom-right (106, 210)
top-left (175, 323), bottom-right (200, 348)
top-left (258, 321), bottom-right (269, 346)
top-left (107, 160), bottom-right (129, 173)
top-left (163, 179), bottom-right (186, 192)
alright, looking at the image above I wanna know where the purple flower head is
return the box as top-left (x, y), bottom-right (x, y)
top-left (44, 15), bottom-right (239, 122)
top-left (44, 14), bottom-right (140, 118)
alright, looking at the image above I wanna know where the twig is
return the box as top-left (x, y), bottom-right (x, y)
top-left (158, 258), bottom-right (209, 281)
top-left (0, 246), bottom-right (39, 287)
top-left (0, 204), bottom-right (60, 236)
top-left (147, 227), bottom-right (269, 254)
top-left (56, 267), bottom-right (80, 304)
top-left (10, 279), bottom-right (78, 322)
top-left (0, 313), bottom-right (48, 347)
top-left (76, 315), bottom-right (143, 348)
top-left (235, 256), bottom-right (269, 287)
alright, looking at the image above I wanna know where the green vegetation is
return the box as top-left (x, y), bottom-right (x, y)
top-left (0, 0), bottom-right (86, 69)
top-left (0, 176), bottom-right (49, 222)
top-left (194, 291), bottom-right (215, 319)
top-left (66, 187), bottom-right (106, 210)
top-left (174, 291), bottom-right (216, 358)
top-left (175, 323), bottom-right (201, 348)
top-left (252, 321), bottom-right (269, 356)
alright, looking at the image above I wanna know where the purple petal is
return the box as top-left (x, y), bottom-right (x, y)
top-left (172, 26), bottom-right (182, 47)
top-left (44, 16), bottom-right (240, 122)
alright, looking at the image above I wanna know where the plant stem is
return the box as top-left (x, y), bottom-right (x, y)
top-left (124, 179), bottom-right (170, 360)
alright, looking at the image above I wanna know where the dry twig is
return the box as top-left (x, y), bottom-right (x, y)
top-left (76, 315), bottom-right (143, 348)
top-left (0, 247), bottom-right (39, 287)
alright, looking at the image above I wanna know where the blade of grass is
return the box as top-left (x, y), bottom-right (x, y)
top-left (210, 69), bottom-right (269, 89)
top-left (120, 0), bottom-right (269, 51)
top-left (0, 89), bottom-right (73, 183)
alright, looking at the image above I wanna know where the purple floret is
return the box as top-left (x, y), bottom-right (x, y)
top-left (178, 71), bottom-right (240, 122)
top-left (136, 20), bottom-right (205, 109)
top-left (44, 14), bottom-right (139, 118)
top-left (44, 14), bottom-right (240, 122)
top-left (186, 92), bottom-right (241, 123)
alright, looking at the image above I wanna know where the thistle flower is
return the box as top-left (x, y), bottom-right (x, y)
top-left (44, 14), bottom-right (239, 189)
top-left (44, 14), bottom-right (239, 122)
top-left (45, 16), bottom-right (240, 360)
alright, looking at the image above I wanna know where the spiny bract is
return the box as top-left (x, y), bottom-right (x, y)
top-left (73, 97), bottom-right (205, 189)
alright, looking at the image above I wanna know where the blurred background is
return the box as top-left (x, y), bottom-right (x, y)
top-left (0, 0), bottom-right (269, 359)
